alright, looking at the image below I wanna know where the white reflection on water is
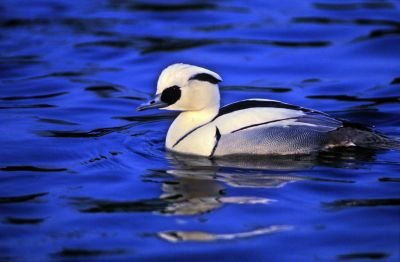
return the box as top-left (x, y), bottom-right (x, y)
top-left (158, 225), bottom-right (293, 242)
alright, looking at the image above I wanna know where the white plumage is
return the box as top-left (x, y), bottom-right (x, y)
top-left (137, 63), bottom-right (392, 157)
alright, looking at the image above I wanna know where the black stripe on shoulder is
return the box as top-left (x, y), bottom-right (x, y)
top-left (231, 117), bottom-right (299, 133)
top-left (215, 100), bottom-right (311, 119)
top-left (189, 73), bottom-right (221, 84)
top-left (209, 127), bottom-right (221, 158)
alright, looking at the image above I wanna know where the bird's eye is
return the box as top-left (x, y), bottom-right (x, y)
top-left (161, 85), bottom-right (181, 105)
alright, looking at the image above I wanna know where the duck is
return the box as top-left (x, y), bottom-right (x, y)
top-left (137, 63), bottom-right (395, 158)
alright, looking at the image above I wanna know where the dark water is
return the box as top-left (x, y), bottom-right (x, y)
top-left (1, 0), bottom-right (400, 261)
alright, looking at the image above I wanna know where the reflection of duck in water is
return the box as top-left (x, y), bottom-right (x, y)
top-left (74, 148), bottom-right (371, 217)
top-left (154, 166), bottom-right (275, 216)
top-left (74, 145), bottom-right (377, 218)
top-left (138, 63), bottom-right (398, 157)
top-left (155, 148), bottom-right (369, 215)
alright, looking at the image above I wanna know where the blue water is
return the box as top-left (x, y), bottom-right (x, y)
top-left (1, 0), bottom-right (400, 261)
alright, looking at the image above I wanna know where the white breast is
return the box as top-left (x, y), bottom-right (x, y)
top-left (165, 107), bottom-right (219, 157)
top-left (170, 123), bottom-right (217, 156)
top-left (167, 105), bottom-right (306, 156)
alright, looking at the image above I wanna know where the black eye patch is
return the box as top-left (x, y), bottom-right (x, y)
top-left (189, 73), bottom-right (221, 84)
top-left (161, 85), bottom-right (181, 105)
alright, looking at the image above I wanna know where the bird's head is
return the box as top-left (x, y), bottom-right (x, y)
top-left (137, 63), bottom-right (222, 112)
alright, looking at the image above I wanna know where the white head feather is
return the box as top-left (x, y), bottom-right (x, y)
top-left (156, 63), bottom-right (222, 111)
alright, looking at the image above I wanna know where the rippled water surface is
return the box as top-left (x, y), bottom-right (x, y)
top-left (1, 0), bottom-right (400, 261)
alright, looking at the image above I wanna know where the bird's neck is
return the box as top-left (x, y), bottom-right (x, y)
top-left (166, 105), bottom-right (219, 149)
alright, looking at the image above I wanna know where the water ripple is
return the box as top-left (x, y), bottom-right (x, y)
top-left (313, 2), bottom-right (395, 11)
top-left (3, 217), bottom-right (45, 225)
top-left (323, 198), bottom-right (400, 209)
top-left (39, 124), bottom-right (134, 138)
top-left (0, 192), bottom-right (48, 204)
top-left (53, 249), bottom-right (126, 258)
top-left (0, 91), bottom-right (68, 101)
top-left (75, 36), bottom-right (331, 54)
top-left (337, 252), bottom-right (389, 260)
top-left (0, 166), bottom-right (66, 172)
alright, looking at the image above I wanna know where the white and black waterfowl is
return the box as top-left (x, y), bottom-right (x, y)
top-left (137, 63), bottom-right (394, 158)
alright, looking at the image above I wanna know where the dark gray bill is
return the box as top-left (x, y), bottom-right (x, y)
top-left (136, 95), bottom-right (168, 111)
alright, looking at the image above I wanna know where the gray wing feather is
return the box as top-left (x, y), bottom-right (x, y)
top-left (293, 113), bottom-right (342, 132)
top-left (213, 113), bottom-right (342, 156)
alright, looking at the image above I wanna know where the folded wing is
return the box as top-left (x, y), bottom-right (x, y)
top-left (211, 99), bottom-right (343, 157)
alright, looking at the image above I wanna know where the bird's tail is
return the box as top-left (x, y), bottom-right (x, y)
top-left (327, 127), bottom-right (400, 150)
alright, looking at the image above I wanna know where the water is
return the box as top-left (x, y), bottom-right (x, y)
top-left (1, 0), bottom-right (400, 261)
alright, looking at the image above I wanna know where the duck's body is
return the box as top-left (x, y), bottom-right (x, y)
top-left (166, 99), bottom-right (343, 157)
top-left (137, 63), bottom-right (394, 158)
